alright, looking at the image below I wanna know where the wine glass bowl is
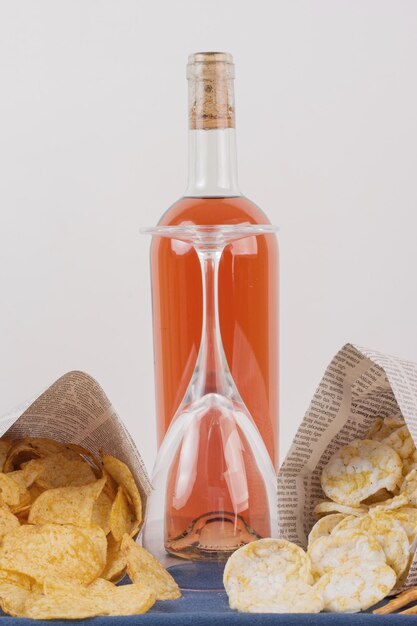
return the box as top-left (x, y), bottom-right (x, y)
top-left (142, 224), bottom-right (278, 563)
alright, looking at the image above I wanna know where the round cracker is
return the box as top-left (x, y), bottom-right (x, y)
top-left (223, 538), bottom-right (313, 601)
top-left (308, 530), bottom-right (386, 578)
top-left (401, 468), bottom-right (417, 505)
top-left (313, 501), bottom-right (367, 518)
top-left (308, 514), bottom-right (346, 547)
top-left (229, 581), bottom-right (324, 613)
top-left (382, 425), bottom-right (415, 460)
top-left (379, 507), bottom-right (417, 545)
top-left (370, 418), bottom-right (405, 442)
top-left (368, 493), bottom-right (409, 512)
top-left (316, 563), bottom-right (396, 612)
top-left (321, 439), bottom-right (402, 506)
top-left (331, 512), bottom-right (409, 579)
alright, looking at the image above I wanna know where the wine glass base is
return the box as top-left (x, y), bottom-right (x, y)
top-left (166, 510), bottom-right (261, 561)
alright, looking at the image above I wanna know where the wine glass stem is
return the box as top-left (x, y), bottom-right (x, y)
top-left (191, 247), bottom-right (231, 399)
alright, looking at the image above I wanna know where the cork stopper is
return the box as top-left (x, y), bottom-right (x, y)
top-left (187, 52), bottom-right (235, 130)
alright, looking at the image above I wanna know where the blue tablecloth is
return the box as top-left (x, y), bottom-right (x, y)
top-left (0, 563), bottom-right (414, 625)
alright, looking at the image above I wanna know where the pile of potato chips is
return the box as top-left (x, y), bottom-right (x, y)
top-left (0, 436), bottom-right (181, 618)
top-left (224, 416), bottom-right (417, 613)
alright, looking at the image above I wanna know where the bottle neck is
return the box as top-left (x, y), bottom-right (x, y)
top-left (184, 128), bottom-right (241, 197)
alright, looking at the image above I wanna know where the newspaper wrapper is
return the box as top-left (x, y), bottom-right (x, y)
top-left (0, 370), bottom-right (151, 522)
top-left (278, 342), bottom-right (417, 588)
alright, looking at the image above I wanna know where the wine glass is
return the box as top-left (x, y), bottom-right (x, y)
top-left (142, 225), bottom-right (278, 570)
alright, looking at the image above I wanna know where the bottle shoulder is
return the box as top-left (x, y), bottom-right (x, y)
top-left (158, 196), bottom-right (271, 226)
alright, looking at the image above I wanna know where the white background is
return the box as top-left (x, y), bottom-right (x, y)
top-left (0, 0), bottom-right (416, 475)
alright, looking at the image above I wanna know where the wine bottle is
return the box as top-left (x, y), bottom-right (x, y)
top-left (150, 52), bottom-right (279, 468)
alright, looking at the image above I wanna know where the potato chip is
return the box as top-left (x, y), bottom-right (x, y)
top-left (24, 453), bottom-right (96, 489)
top-left (110, 486), bottom-right (134, 542)
top-left (87, 578), bottom-right (155, 615)
top-left (0, 505), bottom-right (20, 538)
top-left (308, 514), bottom-right (346, 547)
top-left (3, 438), bottom-right (70, 472)
top-left (382, 425), bottom-right (415, 460)
top-left (0, 523), bottom-right (107, 584)
top-left (331, 512), bottom-right (409, 579)
top-left (313, 500), bottom-right (367, 517)
top-left (28, 478), bottom-right (106, 527)
top-left (121, 533), bottom-right (181, 600)
top-left (101, 536), bottom-right (127, 582)
top-left (0, 440), bottom-right (12, 473)
top-left (102, 456), bottom-right (142, 527)
top-left (3, 464), bottom-right (44, 515)
top-left (0, 569), bottom-right (34, 590)
top-left (31, 577), bottom-right (155, 618)
top-left (0, 473), bottom-right (21, 507)
top-left (321, 439), bottom-right (402, 506)
top-left (223, 538), bottom-right (313, 602)
top-left (92, 490), bottom-right (113, 535)
top-left (316, 563), bottom-right (396, 612)
top-left (0, 582), bottom-right (33, 617)
top-left (228, 581), bottom-right (324, 613)
top-left (401, 468), bottom-right (417, 505)
top-left (63, 443), bottom-right (102, 475)
top-left (308, 530), bottom-right (386, 578)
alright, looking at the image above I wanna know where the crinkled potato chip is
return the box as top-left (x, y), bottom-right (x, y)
top-left (308, 530), bottom-right (386, 578)
top-left (308, 514), bottom-right (346, 547)
top-left (92, 490), bottom-right (113, 535)
top-left (316, 563), bottom-right (396, 612)
top-left (102, 456), bottom-right (142, 527)
top-left (110, 486), bottom-right (134, 542)
top-left (228, 581), bottom-right (324, 613)
top-left (24, 453), bottom-right (97, 489)
top-left (331, 512), bottom-right (409, 579)
top-left (401, 468), bottom-right (417, 505)
top-left (121, 533), bottom-right (181, 600)
top-left (0, 523), bottom-right (107, 584)
top-left (382, 425), bottom-right (415, 460)
top-left (313, 501), bottom-right (367, 518)
top-left (321, 439), bottom-right (402, 506)
top-left (223, 538), bottom-right (313, 602)
top-left (101, 536), bottom-right (127, 582)
top-left (28, 478), bottom-right (106, 527)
